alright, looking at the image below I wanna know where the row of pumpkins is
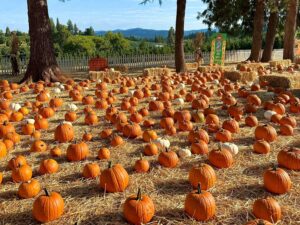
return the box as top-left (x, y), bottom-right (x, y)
top-left (0, 68), bottom-right (299, 224)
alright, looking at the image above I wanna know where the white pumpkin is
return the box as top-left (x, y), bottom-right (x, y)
top-left (97, 79), bottom-right (102, 83)
top-left (46, 93), bottom-right (51, 98)
top-left (154, 138), bottom-right (170, 149)
top-left (173, 98), bottom-right (184, 105)
top-left (150, 97), bottom-right (157, 101)
top-left (11, 103), bottom-right (21, 111)
top-left (54, 82), bottom-right (61, 87)
top-left (24, 119), bottom-right (35, 124)
top-left (62, 121), bottom-right (73, 126)
top-left (178, 148), bottom-right (192, 158)
top-left (221, 142), bottom-right (239, 155)
top-left (178, 83), bottom-right (185, 89)
top-left (129, 90), bottom-right (135, 97)
top-left (59, 84), bottom-right (65, 90)
top-left (68, 103), bottom-right (78, 111)
top-left (53, 88), bottom-right (61, 94)
top-left (212, 80), bottom-right (219, 85)
top-left (264, 110), bottom-right (277, 120)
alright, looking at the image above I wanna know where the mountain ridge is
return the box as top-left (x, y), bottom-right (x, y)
top-left (95, 28), bottom-right (211, 39)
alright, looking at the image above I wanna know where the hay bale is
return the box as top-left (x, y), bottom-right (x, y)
top-left (236, 62), bottom-right (266, 71)
top-left (89, 70), bottom-right (121, 81)
top-left (185, 62), bottom-right (198, 71)
top-left (269, 59), bottom-right (291, 68)
top-left (143, 67), bottom-right (171, 77)
top-left (259, 72), bottom-right (300, 89)
top-left (224, 71), bottom-right (258, 83)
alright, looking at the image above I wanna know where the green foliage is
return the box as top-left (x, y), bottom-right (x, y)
top-left (167, 27), bottom-right (175, 46)
top-left (64, 35), bottom-right (96, 55)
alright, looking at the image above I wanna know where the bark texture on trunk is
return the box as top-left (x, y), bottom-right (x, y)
top-left (175, 0), bottom-right (186, 73)
top-left (261, 0), bottom-right (279, 62)
top-left (283, 0), bottom-right (299, 61)
top-left (21, 0), bottom-right (63, 83)
top-left (248, 0), bottom-right (265, 62)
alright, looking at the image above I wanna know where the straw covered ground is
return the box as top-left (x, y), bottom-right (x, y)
top-left (0, 71), bottom-right (300, 225)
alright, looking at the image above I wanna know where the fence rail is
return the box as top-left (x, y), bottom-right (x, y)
top-left (0, 49), bottom-right (285, 75)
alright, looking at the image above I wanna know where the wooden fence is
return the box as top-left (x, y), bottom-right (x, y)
top-left (0, 49), bottom-right (285, 75)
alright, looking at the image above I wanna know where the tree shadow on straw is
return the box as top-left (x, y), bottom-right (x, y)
top-left (62, 183), bottom-right (103, 199)
top-left (242, 162), bottom-right (273, 177)
top-left (0, 210), bottom-right (36, 224)
top-left (154, 179), bottom-right (190, 196)
top-left (155, 208), bottom-right (188, 223)
top-left (234, 136), bottom-right (254, 146)
top-left (0, 189), bottom-right (18, 201)
top-left (75, 211), bottom-right (124, 225)
top-left (59, 172), bottom-right (82, 183)
top-left (224, 183), bottom-right (267, 200)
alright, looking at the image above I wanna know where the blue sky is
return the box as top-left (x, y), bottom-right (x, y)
top-left (0, 0), bottom-right (207, 32)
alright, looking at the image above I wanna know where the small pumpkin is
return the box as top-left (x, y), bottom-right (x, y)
top-left (123, 188), bottom-right (155, 225)
top-left (39, 159), bottom-right (59, 175)
top-left (18, 179), bottom-right (41, 199)
top-left (263, 165), bottom-right (292, 194)
top-left (253, 140), bottom-right (270, 154)
top-left (12, 164), bottom-right (32, 183)
top-left (144, 143), bottom-right (158, 156)
top-left (252, 197), bottom-right (281, 223)
top-left (66, 141), bottom-right (89, 161)
top-left (7, 155), bottom-right (27, 170)
top-left (277, 147), bottom-right (300, 170)
top-left (158, 148), bottom-right (179, 168)
top-left (97, 148), bottom-right (111, 160)
top-left (134, 155), bottom-right (150, 173)
top-left (254, 124), bottom-right (277, 142)
top-left (189, 164), bottom-right (216, 190)
top-left (184, 183), bottom-right (216, 221)
top-left (33, 189), bottom-right (64, 223)
top-left (83, 163), bottom-right (101, 179)
top-left (208, 146), bottom-right (233, 168)
top-left (30, 140), bottom-right (47, 152)
top-left (54, 123), bottom-right (74, 143)
top-left (99, 162), bottom-right (129, 192)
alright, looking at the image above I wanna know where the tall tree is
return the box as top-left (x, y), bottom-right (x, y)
top-left (167, 26), bottom-right (175, 46)
top-left (10, 32), bottom-right (20, 76)
top-left (283, 0), bottom-right (299, 61)
top-left (5, 27), bottom-right (11, 36)
top-left (20, 0), bottom-right (63, 83)
top-left (175, 0), bottom-right (186, 73)
top-left (67, 19), bottom-right (74, 34)
top-left (248, 0), bottom-right (265, 61)
top-left (141, 0), bottom-right (186, 72)
top-left (261, 0), bottom-right (279, 62)
top-left (73, 24), bottom-right (79, 35)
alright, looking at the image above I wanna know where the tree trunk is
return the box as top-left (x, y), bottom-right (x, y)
top-left (175, 0), bottom-right (186, 73)
top-left (20, 0), bottom-right (63, 83)
top-left (283, 0), bottom-right (299, 61)
top-left (261, 1), bottom-right (279, 62)
top-left (248, 0), bottom-right (265, 62)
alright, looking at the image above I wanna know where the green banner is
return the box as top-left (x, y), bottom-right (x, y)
top-left (210, 33), bottom-right (227, 66)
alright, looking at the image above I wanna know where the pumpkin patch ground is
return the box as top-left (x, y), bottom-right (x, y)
top-left (0, 68), bottom-right (300, 225)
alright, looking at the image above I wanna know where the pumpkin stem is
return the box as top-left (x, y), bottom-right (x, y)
top-left (197, 183), bottom-right (202, 194)
top-left (44, 188), bottom-right (50, 196)
top-left (139, 153), bottom-right (143, 160)
top-left (108, 161), bottom-right (112, 169)
top-left (272, 164), bottom-right (278, 171)
top-left (165, 147), bottom-right (169, 152)
top-left (136, 188), bottom-right (142, 201)
top-left (257, 219), bottom-right (265, 225)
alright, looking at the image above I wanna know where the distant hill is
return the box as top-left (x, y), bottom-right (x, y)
top-left (95, 28), bottom-right (211, 39)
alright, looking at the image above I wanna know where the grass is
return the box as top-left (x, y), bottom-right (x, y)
top-left (0, 69), bottom-right (300, 225)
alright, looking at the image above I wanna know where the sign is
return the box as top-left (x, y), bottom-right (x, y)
top-left (88, 57), bottom-right (108, 71)
top-left (210, 33), bottom-right (227, 66)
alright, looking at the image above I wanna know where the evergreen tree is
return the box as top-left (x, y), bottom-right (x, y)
top-left (5, 27), bottom-right (11, 36)
top-left (73, 24), bottom-right (79, 35)
top-left (67, 19), bottom-right (74, 34)
top-left (167, 27), bottom-right (175, 46)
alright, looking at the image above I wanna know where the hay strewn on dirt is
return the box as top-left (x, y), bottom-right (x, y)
top-left (198, 65), bottom-right (236, 73)
top-left (143, 67), bottom-right (171, 77)
top-left (269, 59), bottom-right (292, 68)
top-left (0, 71), bottom-right (300, 225)
top-left (259, 72), bottom-right (300, 89)
top-left (224, 71), bottom-right (258, 83)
